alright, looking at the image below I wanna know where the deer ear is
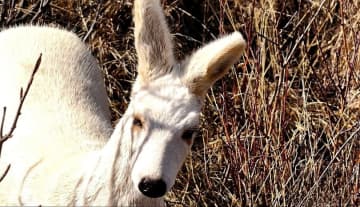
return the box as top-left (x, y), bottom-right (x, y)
top-left (181, 32), bottom-right (246, 97)
top-left (133, 0), bottom-right (175, 83)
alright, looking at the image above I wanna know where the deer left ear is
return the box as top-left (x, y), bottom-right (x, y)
top-left (181, 32), bottom-right (246, 97)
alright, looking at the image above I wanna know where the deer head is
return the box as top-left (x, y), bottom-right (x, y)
top-left (118, 0), bottom-right (246, 199)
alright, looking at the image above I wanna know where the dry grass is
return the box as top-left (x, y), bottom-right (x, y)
top-left (0, 0), bottom-right (359, 206)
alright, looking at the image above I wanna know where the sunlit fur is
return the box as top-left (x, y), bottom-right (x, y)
top-left (0, 0), bottom-right (246, 206)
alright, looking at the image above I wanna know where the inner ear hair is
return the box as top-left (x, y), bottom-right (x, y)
top-left (133, 0), bottom-right (175, 82)
top-left (181, 31), bottom-right (246, 97)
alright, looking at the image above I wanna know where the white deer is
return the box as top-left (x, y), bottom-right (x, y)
top-left (0, 0), bottom-right (246, 206)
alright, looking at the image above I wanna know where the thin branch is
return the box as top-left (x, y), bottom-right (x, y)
top-left (82, 0), bottom-right (102, 42)
top-left (0, 53), bottom-right (42, 183)
top-left (0, 53), bottom-right (42, 143)
top-left (0, 164), bottom-right (10, 183)
top-left (282, 0), bottom-right (326, 66)
top-left (297, 123), bottom-right (360, 207)
top-left (0, 107), bottom-right (6, 138)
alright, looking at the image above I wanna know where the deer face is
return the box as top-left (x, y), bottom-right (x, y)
top-left (128, 74), bottom-right (201, 198)
top-left (126, 0), bottom-right (246, 199)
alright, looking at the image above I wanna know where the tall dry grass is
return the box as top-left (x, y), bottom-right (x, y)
top-left (0, 0), bottom-right (359, 206)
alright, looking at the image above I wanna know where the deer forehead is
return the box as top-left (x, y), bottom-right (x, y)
top-left (130, 80), bottom-right (201, 128)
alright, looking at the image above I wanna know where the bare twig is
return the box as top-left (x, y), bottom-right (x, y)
top-left (82, 0), bottom-right (102, 42)
top-left (282, 0), bottom-right (326, 66)
top-left (30, 0), bottom-right (51, 23)
top-left (0, 107), bottom-right (6, 139)
top-left (0, 54), bottom-right (42, 182)
top-left (0, 54), bottom-right (42, 143)
top-left (0, 164), bottom-right (10, 183)
top-left (297, 123), bottom-right (360, 207)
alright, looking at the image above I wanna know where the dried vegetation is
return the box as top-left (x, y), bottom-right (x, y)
top-left (0, 0), bottom-right (359, 206)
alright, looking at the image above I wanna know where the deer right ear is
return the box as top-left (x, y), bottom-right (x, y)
top-left (133, 0), bottom-right (175, 83)
top-left (181, 32), bottom-right (246, 97)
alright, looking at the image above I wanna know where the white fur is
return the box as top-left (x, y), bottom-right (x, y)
top-left (0, 0), bottom-right (246, 206)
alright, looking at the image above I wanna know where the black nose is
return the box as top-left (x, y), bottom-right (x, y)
top-left (138, 177), bottom-right (167, 198)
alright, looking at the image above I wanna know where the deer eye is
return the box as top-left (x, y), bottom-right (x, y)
top-left (181, 128), bottom-right (198, 142)
top-left (132, 116), bottom-right (143, 128)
